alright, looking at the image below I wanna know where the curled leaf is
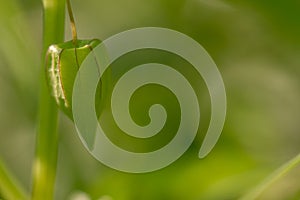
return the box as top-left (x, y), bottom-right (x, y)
top-left (46, 39), bottom-right (106, 120)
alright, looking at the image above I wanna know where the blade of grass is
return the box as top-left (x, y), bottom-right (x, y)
top-left (31, 0), bottom-right (65, 199)
top-left (0, 159), bottom-right (28, 200)
top-left (240, 153), bottom-right (300, 200)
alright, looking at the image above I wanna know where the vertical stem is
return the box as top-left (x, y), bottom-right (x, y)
top-left (66, 0), bottom-right (78, 45)
top-left (31, 0), bottom-right (65, 199)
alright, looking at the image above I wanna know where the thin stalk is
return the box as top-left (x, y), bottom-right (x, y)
top-left (240, 153), bottom-right (300, 200)
top-left (66, 0), bottom-right (78, 45)
top-left (31, 0), bottom-right (65, 199)
top-left (66, 0), bottom-right (81, 71)
top-left (0, 159), bottom-right (28, 200)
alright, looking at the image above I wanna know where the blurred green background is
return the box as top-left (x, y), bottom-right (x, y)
top-left (1, 0), bottom-right (300, 199)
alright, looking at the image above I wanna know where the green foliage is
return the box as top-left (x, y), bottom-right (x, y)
top-left (46, 39), bottom-right (101, 119)
top-left (0, 160), bottom-right (28, 200)
top-left (0, 0), bottom-right (300, 199)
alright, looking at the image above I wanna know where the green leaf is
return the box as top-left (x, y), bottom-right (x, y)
top-left (46, 39), bottom-right (106, 120)
top-left (0, 159), bottom-right (28, 200)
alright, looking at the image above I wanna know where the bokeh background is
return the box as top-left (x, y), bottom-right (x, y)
top-left (1, 0), bottom-right (300, 199)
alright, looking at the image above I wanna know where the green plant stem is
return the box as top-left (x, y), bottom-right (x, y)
top-left (240, 153), bottom-right (300, 200)
top-left (0, 159), bottom-right (28, 200)
top-left (66, 0), bottom-right (78, 44)
top-left (31, 0), bottom-right (65, 199)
